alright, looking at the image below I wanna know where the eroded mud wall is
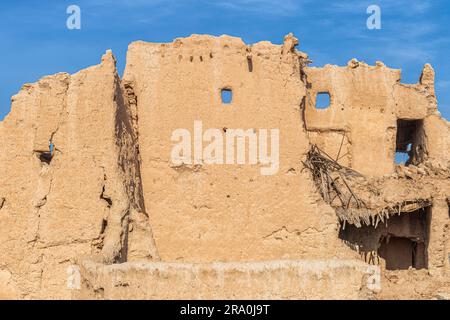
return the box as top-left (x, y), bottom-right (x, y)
top-left (123, 35), bottom-right (355, 262)
top-left (0, 34), bottom-right (448, 299)
top-left (304, 62), bottom-right (448, 177)
top-left (0, 52), bottom-right (156, 299)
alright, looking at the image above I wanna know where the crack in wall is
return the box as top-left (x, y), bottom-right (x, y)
top-left (118, 79), bottom-right (160, 261)
top-left (29, 167), bottom-right (54, 246)
top-left (100, 175), bottom-right (113, 208)
top-left (95, 75), bottom-right (160, 264)
top-left (263, 226), bottom-right (322, 240)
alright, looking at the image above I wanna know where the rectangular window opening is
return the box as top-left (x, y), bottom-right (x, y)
top-left (221, 88), bottom-right (232, 104)
top-left (395, 119), bottom-right (425, 165)
top-left (315, 92), bottom-right (330, 109)
top-left (247, 57), bottom-right (253, 72)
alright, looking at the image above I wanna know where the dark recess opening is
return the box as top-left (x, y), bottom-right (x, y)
top-left (339, 206), bottom-right (431, 271)
top-left (315, 92), bottom-right (330, 109)
top-left (378, 236), bottom-right (427, 270)
top-left (395, 119), bottom-right (425, 165)
top-left (247, 57), bottom-right (253, 72)
top-left (38, 142), bottom-right (55, 164)
top-left (39, 152), bottom-right (52, 164)
top-left (221, 88), bottom-right (232, 104)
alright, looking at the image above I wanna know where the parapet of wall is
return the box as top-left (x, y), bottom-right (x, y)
top-left (75, 259), bottom-right (379, 300)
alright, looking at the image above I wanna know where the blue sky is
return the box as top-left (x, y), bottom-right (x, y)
top-left (0, 0), bottom-right (449, 120)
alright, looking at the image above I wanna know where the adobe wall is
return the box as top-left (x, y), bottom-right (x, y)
top-left (305, 62), bottom-right (400, 176)
top-left (0, 33), bottom-right (448, 299)
top-left (0, 52), bottom-right (157, 299)
top-left (122, 34), bottom-right (354, 263)
top-left (75, 259), bottom-right (379, 300)
top-left (304, 62), bottom-right (445, 177)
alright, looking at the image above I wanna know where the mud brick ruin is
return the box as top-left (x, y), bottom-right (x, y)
top-left (0, 34), bottom-right (448, 299)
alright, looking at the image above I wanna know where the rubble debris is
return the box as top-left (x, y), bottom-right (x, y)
top-left (303, 144), bottom-right (439, 228)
